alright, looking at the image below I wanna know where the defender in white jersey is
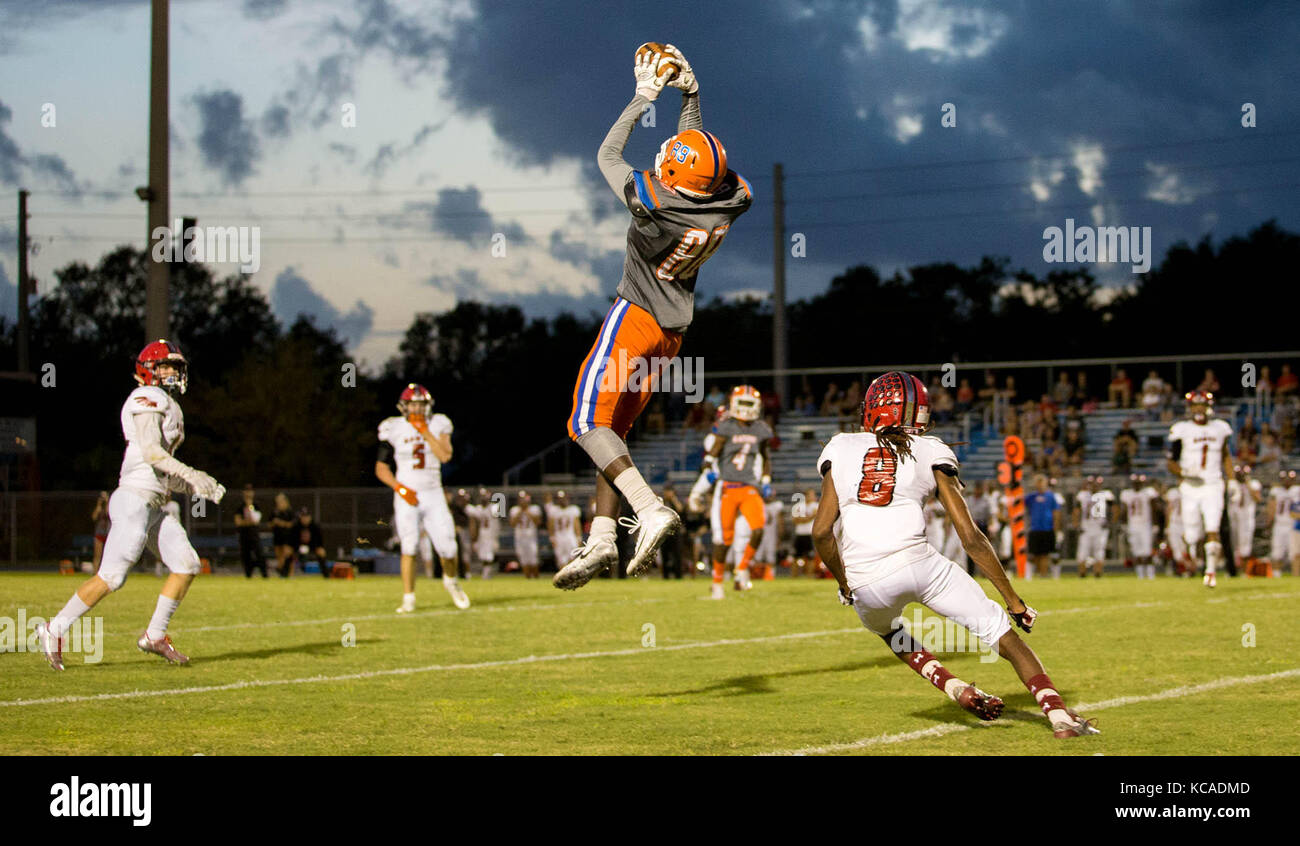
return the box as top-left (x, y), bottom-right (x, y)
top-left (1120, 474), bottom-right (1160, 579)
top-left (1166, 391), bottom-right (1235, 587)
top-left (755, 492), bottom-right (784, 580)
top-left (1267, 471), bottom-right (1297, 572)
top-left (35, 341), bottom-right (226, 670)
top-left (546, 490), bottom-right (583, 571)
top-left (1074, 476), bottom-right (1115, 578)
top-left (510, 491), bottom-right (544, 578)
top-left (375, 384), bottom-right (469, 612)
top-left (814, 372), bottom-right (1096, 738)
top-left (1227, 466), bottom-right (1262, 565)
top-left (465, 488), bottom-right (502, 578)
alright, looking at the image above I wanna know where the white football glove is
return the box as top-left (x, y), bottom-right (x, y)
top-left (186, 470), bottom-right (224, 503)
top-left (662, 44), bottom-right (698, 94)
top-left (634, 45), bottom-right (668, 101)
top-left (837, 585), bottom-right (854, 607)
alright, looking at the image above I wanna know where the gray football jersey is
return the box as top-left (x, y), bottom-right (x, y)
top-left (716, 417), bottom-right (773, 484)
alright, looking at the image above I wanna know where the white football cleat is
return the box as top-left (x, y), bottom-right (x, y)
top-left (622, 505), bottom-right (682, 578)
top-left (444, 579), bottom-right (471, 609)
top-left (734, 569), bottom-right (753, 591)
top-left (1203, 573), bottom-right (1217, 588)
top-left (34, 621), bottom-right (64, 671)
top-left (710, 583), bottom-right (725, 600)
top-left (553, 537), bottom-right (619, 590)
top-left (396, 598), bottom-right (416, 614)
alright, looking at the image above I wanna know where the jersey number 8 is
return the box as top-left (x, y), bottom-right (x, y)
top-left (857, 447), bottom-right (897, 507)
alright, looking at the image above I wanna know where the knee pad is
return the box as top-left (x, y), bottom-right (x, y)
top-left (99, 567), bottom-right (128, 592)
top-left (575, 426), bottom-right (630, 471)
top-left (170, 547), bottom-right (202, 576)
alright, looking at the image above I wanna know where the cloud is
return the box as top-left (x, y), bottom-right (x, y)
top-left (192, 90), bottom-right (261, 184)
top-left (243, 0), bottom-right (288, 20)
top-left (0, 261), bottom-right (15, 322)
top-left (271, 266), bottom-right (374, 347)
top-left (261, 103), bottom-right (291, 139)
top-left (408, 186), bottom-right (528, 247)
top-left (362, 120), bottom-right (446, 179)
top-left (0, 99), bottom-right (80, 191)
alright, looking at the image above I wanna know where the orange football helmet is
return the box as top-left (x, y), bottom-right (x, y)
top-left (728, 385), bottom-right (762, 422)
top-left (655, 129), bottom-right (728, 198)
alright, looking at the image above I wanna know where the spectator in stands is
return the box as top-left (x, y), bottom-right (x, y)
top-left (1112, 421), bottom-right (1139, 474)
top-left (955, 378), bottom-right (974, 415)
top-left (762, 389), bottom-right (781, 423)
top-left (1038, 394), bottom-right (1059, 430)
top-left (1064, 406), bottom-right (1086, 440)
top-left (819, 382), bottom-right (843, 417)
top-left (1141, 370), bottom-right (1168, 421)
top-left (1108, 369), bottom-right (1133, 408)
top-left (764, 413), bottom-right (782, 452)
top-left (660, 484), bottom-right (686, 579)
top-left (294, 507), bottom-right (330, 579)
top-left (1276, 364), bottom-right (1299, 400)
top-left (1000, 375), bottom-right (1018, 406)
top-left (1037, 435), bottom-right (1065, 477)
top-left (1197, 369), bottom-right (1221, 395)
top-left (1255, 366), bottom-right (1274, 419)
top-left (705, 384), bottom-right (726, 410)
top-left (1276, 398), bottom-right (1299, 452)
top-left (271, 492), bottom-right (296, 577)
top-left (840, 381), bottom-right (863, 417)
top-left (930, 382), bottom-right (955, 424)
top-left (91, 491), bottom-right (109, 572)
top-left (1255, 431), bottom-right (1281, 481)
top-left (795, 390), bottom-right (817, 416)
top-left (234, 484), bottom-right (267, 579)
top-left (1075, 371), bottom-right (1091, 409)
top-left (978, 370), bottom-right (999, 412)
top-left (1063, 426), bottom-right (1086, 469)
top-left (1052, 371), bottom-right (1074, 407)
top-left (1041, 405), bottom-right (1062, 443)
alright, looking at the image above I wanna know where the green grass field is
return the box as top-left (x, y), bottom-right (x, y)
top-left (2, 571), bottom-right (1298, 755)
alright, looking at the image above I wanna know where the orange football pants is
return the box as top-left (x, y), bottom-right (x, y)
top-left (719, 482), bottom-right (765, 546)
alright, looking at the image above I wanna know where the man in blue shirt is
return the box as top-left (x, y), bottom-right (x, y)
top-left (1024, 474), bottom-right (1064, 579)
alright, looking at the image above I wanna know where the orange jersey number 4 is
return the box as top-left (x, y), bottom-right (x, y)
top-left (656, 224), bottom-right (730, 282)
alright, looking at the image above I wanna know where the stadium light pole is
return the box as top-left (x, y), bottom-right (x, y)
top-left (772, 162), bottom-right (788, 407)
top-left (143, 0), bottom-right (170, 343)
top-left (16, 189), bottom-right (29, 373)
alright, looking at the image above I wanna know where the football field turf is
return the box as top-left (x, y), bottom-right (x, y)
top-left (2, 571), bottom-right (1298, 756)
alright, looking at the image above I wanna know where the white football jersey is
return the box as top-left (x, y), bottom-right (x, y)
top-left (1228, 478), bottom-right (1261, 514)
top-left (465, 504), bottom-right (500, 543)
top-left (377, 414), bottom-right (453, 491)
top-left (1077, 489), bottom-right (1115, 531)
top-left (764, 500), bottom-right (784, 530)
top-left (1269, 485), bottom-right (1298, 526)
top-left (817, 432), bottom-right (959, 581)
top-left (546, 503), bottom-right (582, 537)
top-left (1165, 487), bottom-right (1183, 526)
top-left (1168, 418), bottom-right (1234, 482)
top-left (118, 385), bottom-right (185, 497)
top-left (1120, 487), bottom-right (1158, 530)
top-left (510, 504), bottom-right (543, 537)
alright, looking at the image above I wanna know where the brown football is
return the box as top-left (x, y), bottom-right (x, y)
top-left (635, 42), bottom-right (680, 81)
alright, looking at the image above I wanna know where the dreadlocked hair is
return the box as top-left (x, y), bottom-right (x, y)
top-left (875, 426), bottom-right (916, 465)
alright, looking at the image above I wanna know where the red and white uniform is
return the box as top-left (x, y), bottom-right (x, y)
top-left (818, 432), bottom-right (1010, 648)
top-left (379, 413), bottom-right (456, 559)
top-left (1076, 489), bottom-right (1114, 563)
top-left (1120, 486), bottom-right (1159, 558)
top-left (1164, 487), bottom-right (1187, 560)
top-left (464, 503), bottom-right (500, 564)
top-left (546, 503), bottom-right (583, 565)
top-left (100, 386), bottom-right (201, 589)
top-left (510, 503), bottom-right (543, 566)
top-left (1169, 418), bottom-right (1233, 543)
top-left (1227, 478), bottom-right (1262, 559)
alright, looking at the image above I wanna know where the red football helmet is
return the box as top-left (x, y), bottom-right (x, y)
top-left (861, 371), bottom-right (930, 434)
top-left (135, 339), bottom-right (187, 395)
top-left (1185, 390), bottom-right (1213, 423)
top-left (728, 385), bottom-right (762, 422)
top-left (655, 129), bottom-right (728, 198)
top-left (397, 383), bottom-right (433, 419)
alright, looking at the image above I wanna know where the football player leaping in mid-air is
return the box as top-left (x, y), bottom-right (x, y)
top-left (1166, 391), bottom-right (1236, 588)
top-left (375, 384), bottom-right (470, 612)
top-left (814, 372), bottom-right (1099, 738)
top-left (555, 42), bottom-right (752, 589)
top-left (35, 340), bottom-right (226, 670)
top-left (704, 386), bottom-right (773, 599)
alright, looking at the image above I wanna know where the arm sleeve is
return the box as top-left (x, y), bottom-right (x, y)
top-left (677, 92), bottom-right (702, 132)
top-left (598, 95), bottom-right (651, 199)
top-left (377, 441), bottom-right (394, 465)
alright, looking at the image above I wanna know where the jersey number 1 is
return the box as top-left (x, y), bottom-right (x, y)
top-left (857, 448), bottom-right (897, 507)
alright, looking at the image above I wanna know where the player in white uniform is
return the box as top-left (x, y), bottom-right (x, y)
top-left (1074, 475), bottom-right (1115, 577)
top-left (465, 488), bottom-right (501, 578)
top-left (754, 492), bottom-right (784, 580)
top-left (375, 383), bottom-right (469, 612)
top-left (814, 372), bottom-right (1097, 738)
top-left (1227, 466), bottom-right (1262, 568)
top-left (510, 491), bottom-right (544, 578)
top-left (1166, 391), bottom-right (1235, 588)
top-left (1119, 474), bottom-right (1160, 579)
top-left (546, 490), bottom-right (583, 571)
top-left (35, 341), bottom-right (226, 670)
top-left (1267, 471), bottom-right (1296, 574)
top-left (1161, 482), bottom-right (1188, 575)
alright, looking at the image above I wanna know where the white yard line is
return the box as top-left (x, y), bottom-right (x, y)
top-left (764, 667), bottom-right (1300, 756)
top-left (0, 627), bottom-right (861, 708)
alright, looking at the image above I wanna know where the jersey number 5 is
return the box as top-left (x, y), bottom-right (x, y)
top-left (656, 224), bottom-right (730, 282)
top-left (857, 447), bottom-right (897, 506)
top-left (413, 443), bottom-right (426, 469)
